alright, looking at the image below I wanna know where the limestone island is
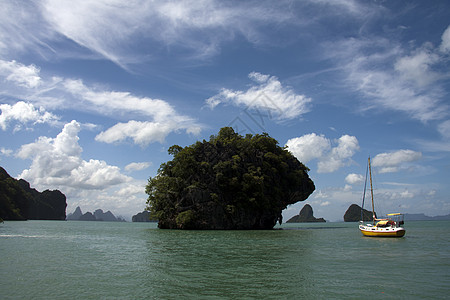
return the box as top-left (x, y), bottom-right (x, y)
top-left (343, 204), bottom-right (375, 222)
top-left (0, 166), bottom-right (67, 220)
top-left (286, 204), bottom-right (326, 223)
top-left (146, 127), bottom-right (315, 230)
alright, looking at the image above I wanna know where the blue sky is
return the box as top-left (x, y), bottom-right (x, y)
top-left (0, 0), bottom-right (449, 221)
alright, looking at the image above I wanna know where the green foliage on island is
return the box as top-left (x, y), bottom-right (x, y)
top-left (146, 127), bottom-right (315, 229)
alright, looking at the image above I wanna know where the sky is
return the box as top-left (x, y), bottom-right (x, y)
top-left (0, 0), bottom-right (449, 222)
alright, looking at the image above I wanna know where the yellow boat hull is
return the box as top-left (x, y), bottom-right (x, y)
top-left (359, 224), bottom-right (405, 237)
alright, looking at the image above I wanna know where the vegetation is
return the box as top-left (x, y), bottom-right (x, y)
top-left (146, 127), bottom-right (315, 229)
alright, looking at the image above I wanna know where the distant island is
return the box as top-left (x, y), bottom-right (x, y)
top-left (132, 211), bottom-right (157, 222)
top-left (146, 127), bottom-right (315, 229)
top-left (344, 204), bottom-right (375, 222)
top-left (67, 206), bottom-right (125, 222)
top-left (286, 204), bottom-right (326, 223)
top-left (0, 166), bottom-right (66, 220)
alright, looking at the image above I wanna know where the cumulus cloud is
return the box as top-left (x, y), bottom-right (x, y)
top-left (0, 101), bottom-right (59, 131)
top-left (17, 120), bottom-right (131, 190)
top-left (286, 133), bottom-right (359, 173)
top-left (0, 60), bottom-right (41, 88)
top-left (206, 72), bottom-right (312, 121)
top-left (285, 133), bottom-right (330, 163)
top-left (317, 135), bottom-right (359, 173)
top-left (372, 149), bottom-right (422, 173)
top-left (125, 162), bottom-right (152, 172)
top-left (345, 173), bottom-right (364, 185)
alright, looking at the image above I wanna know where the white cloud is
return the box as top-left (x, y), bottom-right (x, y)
top-left (345, 173), bottom-right (364, 185)
top-left (0, 0), bottom-right (298, 67)
top-left (63, 79), bottom-right (175, 121)
top-left (0, 147), bottom-right (13, 156)
top-left (0, 61), bottom-right (201, 145)
top-left (0, 2), bottom-right (53, 57)
top-left (398, 190), bottom-right (414, 199)
top-left (0, 60), bottom-right (41, 88)
top-left (96, 120), bottom-right (191, 146)
top-left (439, 25), bottom-right (450, 53)
top-left (438, 120), bottom-right (450, 140)
top-left (394, 45), bottom-right (440, 87)
top-left (328, 28), bottom-right (449, 124)
top-left (206, 72), bottom-right (312, 120)
top-left (285, 133), bottom-right (330, 163)
top-left (117, 184), bottom-right (146, 197)
top-left (286, 133), bottom-right (359, 173)
top-left (17, 120), bottom-right (131, 190)
top-left (63, 79), bottom-right (202, 145)
top-left (372, 149), bottom-right (422, 173)
top-left (0, 101), bottom-right (59, 131)
top-left (318, 135), bottom-right (359, 173)
top-left (125, 162), bottom-right (152, 172)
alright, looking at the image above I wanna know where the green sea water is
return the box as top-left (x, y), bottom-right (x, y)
top-left (1, 220), bottom-right (449, 299)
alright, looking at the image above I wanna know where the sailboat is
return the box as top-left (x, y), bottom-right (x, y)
top-left (359, 157), bottom-right (406, 237)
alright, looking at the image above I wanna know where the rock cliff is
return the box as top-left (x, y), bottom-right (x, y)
top-left (0, 166), bottom-right (66, 220)
top-left (286, 204), bottom-right (326, 223)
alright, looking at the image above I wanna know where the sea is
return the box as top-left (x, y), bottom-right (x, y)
top-left (1, 220), bottom-right (449, 299)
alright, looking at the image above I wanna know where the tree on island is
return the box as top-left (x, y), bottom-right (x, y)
top-left (146, 127), bottom-right (315, 229)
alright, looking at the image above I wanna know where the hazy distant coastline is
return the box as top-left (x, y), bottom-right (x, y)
top-left (66, 206), bottom-right (126, 222)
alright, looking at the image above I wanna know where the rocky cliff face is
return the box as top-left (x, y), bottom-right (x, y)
top-left (0, 167), bottom-right (67, 220)
top-left (344, 204), bottom-right (375, 222)
top-left (286, 204), bottom-right (326, 223)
